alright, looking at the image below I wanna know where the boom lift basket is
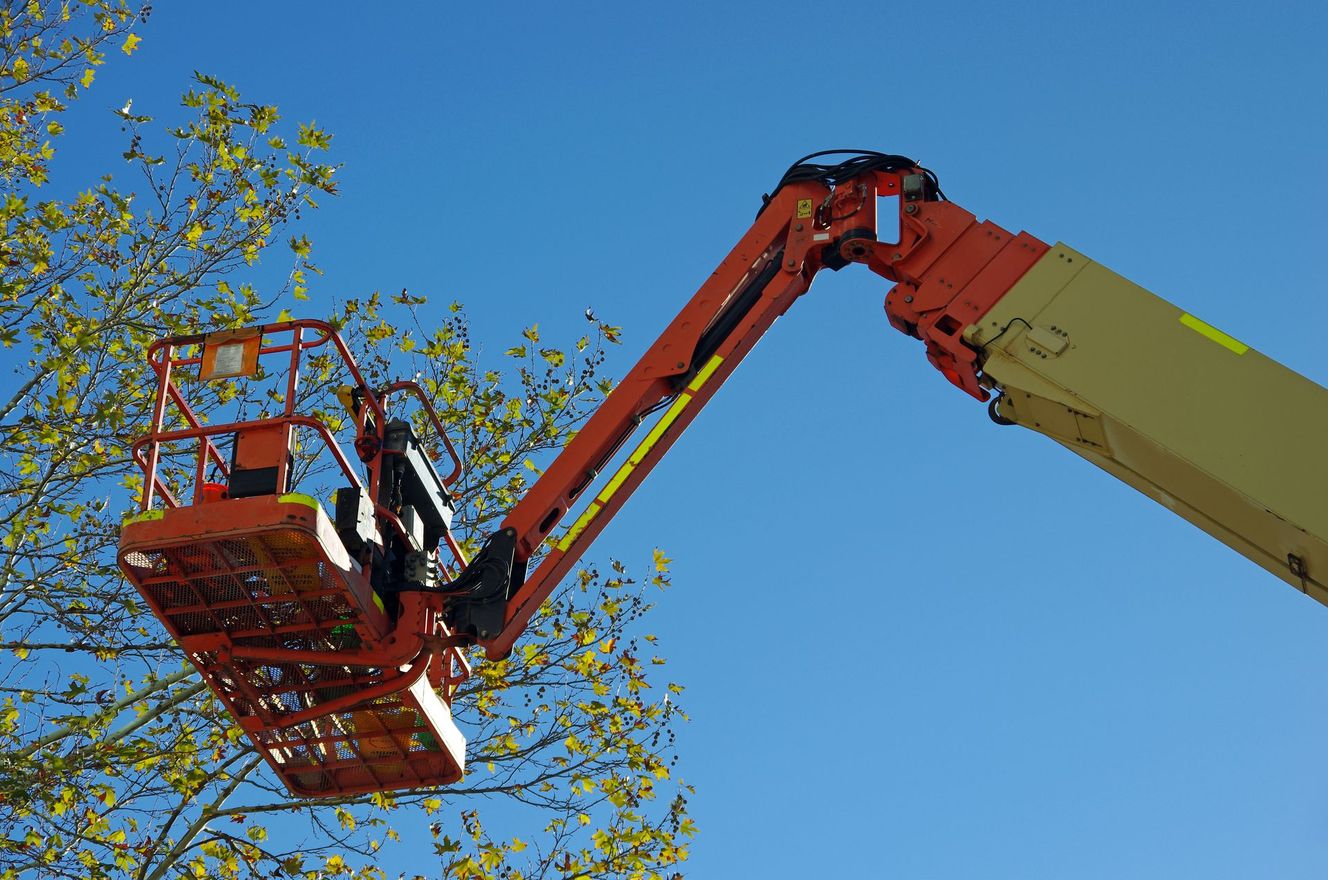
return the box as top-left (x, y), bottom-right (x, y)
top-left (117, 321), bottom-right (472, 796)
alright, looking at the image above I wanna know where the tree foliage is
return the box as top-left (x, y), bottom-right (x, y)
top-left (0, 5), bottom-right (693, 878)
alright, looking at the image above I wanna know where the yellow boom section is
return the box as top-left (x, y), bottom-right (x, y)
top-left (971, 244), bottom-right (1328, 603)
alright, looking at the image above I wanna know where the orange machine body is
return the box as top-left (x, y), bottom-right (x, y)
top-left (119, 153), bottom-right (1056, 796)
top-left (466, 155), bottom-right (1050, 659)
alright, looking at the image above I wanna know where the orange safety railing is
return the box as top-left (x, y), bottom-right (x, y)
top-left (118, 320), bottom-right (473, 796)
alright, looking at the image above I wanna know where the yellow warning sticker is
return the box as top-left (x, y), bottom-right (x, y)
top-left (1180, 313), bottom-right (1249, 355)
top-left (278, 492), bottom-right (323, 512)
top-left (796, 198), bottom-right (813, 219)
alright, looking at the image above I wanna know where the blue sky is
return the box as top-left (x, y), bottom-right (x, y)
top-left (56, 1), bottom-right (1328, 876)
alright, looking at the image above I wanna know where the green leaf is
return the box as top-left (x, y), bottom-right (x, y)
top-left (296, 121), bottom-right (332, 150)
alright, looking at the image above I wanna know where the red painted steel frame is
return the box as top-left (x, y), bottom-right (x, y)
top-left (120, 319), bottom-right (472, 796)
top-left (115, 162), bottom-right (1055, 796)
top-left (481, 170), bottom-right (1049, 658)
top-left (136, 320), bottom-right (388, 510)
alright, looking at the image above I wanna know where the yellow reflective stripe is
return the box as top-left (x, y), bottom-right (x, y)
top-left (686, 354), bottom-right (724, 392)
top-left (278, 492), bottom-right (323, 511)
top-left (1180, 313), bottom-right (1249, 355)
top-left (556, 501), bottom-right (603, 552)
top-left (371, 591), bottom-right (386, 613)
top-left (555, 355), bottom-right (725, 554)
top-left (597, 393), bottom-right (692, 505)
top-left (596, 460), bottom-right (636, 508)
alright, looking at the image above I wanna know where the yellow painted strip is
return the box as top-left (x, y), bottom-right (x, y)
top-left (642, 392), bottom-right (694, 451)
top-left (124, 509), bottom-right (165, 525)
top-left (686, 354), bottom-right (724, 393)
top-left (370, 591), bottom-right (386, 613)
top-left (597, 393), bottom-right (694, 503)
top-left (1180, 313), bottom-right (1249, 355)
top-left (558, 358), bottom-right (724, 554)
top-left (278, 492), bottom-right (323, 511)
top-left (557, 501), bottom-right (603, 552)
top-left (597, 460), bottom-right (637, 508)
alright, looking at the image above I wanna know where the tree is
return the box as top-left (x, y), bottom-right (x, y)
top-left (0, 5), bottom-right (693, 878)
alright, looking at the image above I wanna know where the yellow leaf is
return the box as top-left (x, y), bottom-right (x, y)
top-left (185, 223), bottom-right (204, 244)
top-left (652, 548), bottom-right (671, 572)
top-left (121, 33), bottom-right (141, 55)
top-left (80, 68), bottom-right (94, 88)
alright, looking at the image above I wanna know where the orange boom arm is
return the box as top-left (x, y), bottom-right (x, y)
top-left (444, 152), bottom-right (1049, 658)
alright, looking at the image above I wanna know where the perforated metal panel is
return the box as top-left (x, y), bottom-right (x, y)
top-left (119, 495), bottom-right (465, 796)
top-left (253, 670), bottom-right (464, 796)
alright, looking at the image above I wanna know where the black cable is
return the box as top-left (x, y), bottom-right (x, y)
top-left (987, 396), bottom-right (1017, 426)
top-left (563, 392), bottom-right (681, 503)
top-left (638, 394), bottom-right (678, 420)
top-left (976, 317), bottom-right (1033, 353)
top-left (758, 149), bottom-right (945, 215)
top-left (977, 317), bottom-right (1034, 427)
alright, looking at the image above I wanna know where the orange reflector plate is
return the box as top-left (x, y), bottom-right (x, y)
top-left (200, 328), bottom-right (262, 380)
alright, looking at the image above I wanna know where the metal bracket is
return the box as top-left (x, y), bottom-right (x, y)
top-left (1289, 553), bottom-right (1309, 593)
top-left (442, 528), bottom-right (520, 642)
top-left (902, 173), bottom-right (928, 202)
top-left (1026, 324), bottom-right (1070, 358)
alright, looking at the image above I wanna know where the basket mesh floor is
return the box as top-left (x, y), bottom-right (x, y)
top-left (121, 510), bottom-right (464, 795)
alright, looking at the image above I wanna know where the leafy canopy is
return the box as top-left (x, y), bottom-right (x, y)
top-left (0, 4), bottom-right (694, 879)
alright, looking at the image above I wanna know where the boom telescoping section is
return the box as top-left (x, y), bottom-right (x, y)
top-left (452, 149), bottom-right (1328, 658)
top-left (450, 153), bottom-right (1056, 658)
top-left (119, 151), bottom-right (1328, 797)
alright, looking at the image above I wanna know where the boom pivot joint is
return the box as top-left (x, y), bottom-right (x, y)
top-left (443, 528), bottom-right (521, 647)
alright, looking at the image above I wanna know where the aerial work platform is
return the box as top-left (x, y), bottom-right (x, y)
top-left (118, 321), bottom-right (471, 796)
top-left (111, 151), bottom-right (1328, 806)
